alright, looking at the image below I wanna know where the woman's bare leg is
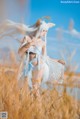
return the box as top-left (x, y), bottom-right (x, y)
top-left (32, 69), bottom-right (43, 97)
top-left (18, 76), bottom-right (28, 90)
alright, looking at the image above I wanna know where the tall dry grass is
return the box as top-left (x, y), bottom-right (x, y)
top-left (0, 63), bottom-right (80, 119)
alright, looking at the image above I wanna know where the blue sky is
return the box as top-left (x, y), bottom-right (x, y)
top-left (27, 0), bottom-right (80, 72)
top-left (29, 0), bottom-right (80, 28)
top-left (0, 0), bottom-right (80, 72)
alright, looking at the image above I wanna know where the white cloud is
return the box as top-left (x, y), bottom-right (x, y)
top-left (56, 19), bottom-right (80, 39)
top-left (64, 29), bottom-right (80, 39)
top-left (56, 27), bottom-right (80, 39)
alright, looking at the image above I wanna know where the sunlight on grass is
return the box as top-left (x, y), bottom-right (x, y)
top-left (0, 62), bottom-right (80, 119)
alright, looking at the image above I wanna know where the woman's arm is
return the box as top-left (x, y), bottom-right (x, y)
top-left (18, 36), bottom-right (32, 57)
top-left (42, 44), bottom-right (47, 56)
top-left (18, 42), bottom-right (31, 57)
top-left (49, 58), bottom-right (65, 65)
top-left (18, 37), bottom-right (37, 56)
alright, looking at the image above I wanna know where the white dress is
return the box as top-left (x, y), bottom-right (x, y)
top-left (18, 43), bottom-right (64, 88)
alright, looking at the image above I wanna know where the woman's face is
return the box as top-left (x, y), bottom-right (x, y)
top-left (29, 52), bottom-right (36, 61)
top-left (40, 29), bottom-right (48, 37)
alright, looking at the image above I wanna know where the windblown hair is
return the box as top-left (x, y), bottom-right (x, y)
top-left (26, 19), bottom-right (43, 39)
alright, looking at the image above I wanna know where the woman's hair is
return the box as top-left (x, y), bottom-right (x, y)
top-left (26, 18), bottom-right (55, 42)
top-left (26, 19), bottom-right (47, 39)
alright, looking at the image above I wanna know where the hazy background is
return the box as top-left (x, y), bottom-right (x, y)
top-left (0, 0), bottom-right (80, 72)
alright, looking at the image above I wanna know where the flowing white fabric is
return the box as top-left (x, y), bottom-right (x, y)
top-left (0, 19), bottom-right (38, 40)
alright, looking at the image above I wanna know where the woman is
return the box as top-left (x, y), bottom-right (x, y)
top-left (17, 19), bottom-right (65, 95)
top-left (0, 19), bottom-right (65, 95)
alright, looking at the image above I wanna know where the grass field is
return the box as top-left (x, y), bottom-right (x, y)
top-left (0, 63), bottom-right (80, 119)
